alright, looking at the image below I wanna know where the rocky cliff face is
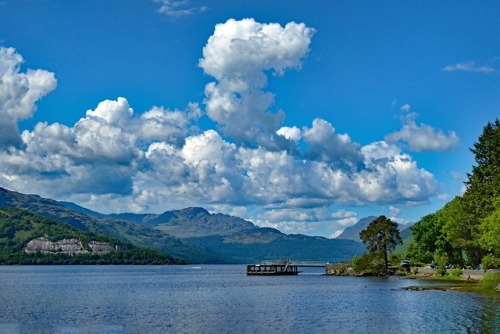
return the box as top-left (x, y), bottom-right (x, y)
top-left (24, 237), bottom-right (125, 255)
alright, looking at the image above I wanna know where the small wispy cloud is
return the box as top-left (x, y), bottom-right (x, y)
top-left (385, 107), bottom-right (460, 152)
top-left (442, 61), bottom-right (494, 74)
top-left (154, 0), bottom-right (208, 17)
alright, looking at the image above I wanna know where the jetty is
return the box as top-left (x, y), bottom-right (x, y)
top-left (246, 260), bottom-right (328, 275)
top-left (246, 260), bottom-right (299, 275)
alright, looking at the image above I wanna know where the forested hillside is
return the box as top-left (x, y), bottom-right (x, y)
top-left (0, 208), bottom-right (183, 264)
top-left (406, 119), bottom-right (499, 268)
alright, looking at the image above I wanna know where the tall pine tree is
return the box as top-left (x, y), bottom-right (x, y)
top-left (462, 119), bottom-right (500, 264)
top-left (464, 119), bottom-right (500, 218)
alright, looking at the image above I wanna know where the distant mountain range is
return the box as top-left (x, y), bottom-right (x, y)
top-left (0, 187), bottom-right (365, 264)
top-left (336, 215), bottom-right (415, 256)
top-left (335, 216), bottom-right (378, 241)
top-left (336, 216), bottom-right (415, 242)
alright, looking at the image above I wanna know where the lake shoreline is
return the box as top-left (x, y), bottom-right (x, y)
top-left (325, 263), bottom-right (500, 294)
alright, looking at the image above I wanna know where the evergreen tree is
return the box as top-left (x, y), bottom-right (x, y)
top-left (464, 119), bottom-right (500, 218)
top-left (462, 119), bottom-right (500, 265)
top-left (410, 119), bottom-right (500, 268)
top-left (359, 216), bottom-right (402, 270)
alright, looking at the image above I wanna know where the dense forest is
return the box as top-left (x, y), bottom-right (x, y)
top-left (405, 119), bottom-right (499, 269)
top-left (0, 208), bottom-right (183, 265)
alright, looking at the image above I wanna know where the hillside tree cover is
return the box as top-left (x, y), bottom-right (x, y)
top-left (408, 119), bottom-right (500, 268)
top-left (0, 208), bottom-right (182, 265)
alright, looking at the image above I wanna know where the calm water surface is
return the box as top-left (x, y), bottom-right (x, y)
top-left (0, 265), bottom-right (498, 333)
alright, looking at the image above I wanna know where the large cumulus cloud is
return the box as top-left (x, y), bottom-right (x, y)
top-left (199, 18), bottom-right (315, 148)
top-left (1, 95), bottom-right (201, 198)
top-left (0, 20), bottom-right (453, 237)
top-left (0, 47), bottom-right (56, 148)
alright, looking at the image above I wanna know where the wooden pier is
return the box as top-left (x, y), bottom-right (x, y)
top-left (246, 261), bottom-right (300, 275)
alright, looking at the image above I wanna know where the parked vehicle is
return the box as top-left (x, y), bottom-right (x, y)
top-left (400, 260), bottom-right (410, 268)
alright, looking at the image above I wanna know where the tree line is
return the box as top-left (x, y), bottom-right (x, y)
top-left (406, 119), bottom-right (499, 269)
top-left (353, 119), bottom-right (499, 274)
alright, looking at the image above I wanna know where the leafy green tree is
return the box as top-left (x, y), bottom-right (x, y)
top-left (359, 216), bottom-right (402, 270)
top-left (409, 119), bottom-right (499, 268)
top-left (479, 197), bottom-right (500, 258)
top-left (411, 214), bottom-right (441, 256)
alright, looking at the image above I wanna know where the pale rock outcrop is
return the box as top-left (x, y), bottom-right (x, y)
top-left (24, 237), bottom-right (123, 255)
top-left (88, 241), bottom-right (127, 253)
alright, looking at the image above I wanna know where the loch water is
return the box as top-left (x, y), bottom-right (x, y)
top-left (0, 265), bottom-right (498, 333)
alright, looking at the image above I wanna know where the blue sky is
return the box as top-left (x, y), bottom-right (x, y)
top-left (0, 0), bottom-right (498, 237)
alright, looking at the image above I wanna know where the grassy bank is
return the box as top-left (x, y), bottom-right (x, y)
top-left (405, 272), bottom-right (500, 295)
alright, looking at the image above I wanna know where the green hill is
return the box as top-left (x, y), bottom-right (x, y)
top-left (0, 187), bottom-right (229, 263)
top-left (0, 208), bottom-right (182, 265)
top-left (1, 187), bottom-right (365, 264)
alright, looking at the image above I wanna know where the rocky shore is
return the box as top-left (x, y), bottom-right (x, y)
top-left (325, 263), bottom-right (493, 281)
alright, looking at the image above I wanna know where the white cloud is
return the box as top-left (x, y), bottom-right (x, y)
top-left (437, 193), bottom-right (450, 202)
top-left (154, 0), bottom-right (208, 17)
top-left (85, 97), bottom-right (133, 125)
top-left (0, 21), bottom-right (446, 237)
top-left (329, 230), bottom-right (343, 239)
top-left (329, 209), bottom-right (357, 228)
top-left (302, 118), bottom-right (363, 169)
top-left (385, 112), bottom-right (459, 152)
top-left (0, 47), bottom-right (56, 148)
top-left (277, 126), bottom-right (301, 142)
top-left (199, 18), bottom-right (315, 147)
top-left (400, 104), bottom-right (411, 112)
top-left (336, 217), bottom-right (358, 227)
top-left (330, 209), bottom-right (356, 219)
top-left (389, 206), bottom-right (400, 217)
top-left (356, 141), bottom-right (438, 202)
top-left (443, 61), bottom-right (494, 74)
top-left (1, 96), bottom-right (201, 199)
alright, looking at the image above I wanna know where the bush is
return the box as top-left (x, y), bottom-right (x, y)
top-left (478, 272), bottom-right (500, 290)
top-left (352, 253), bottom-right (386, 275)
top-left (481, 254), bottom-right (500, 270)
top-left (449, 268), bottom-right (462, 277)
top-left (435, 254), bottom-right (449, 276)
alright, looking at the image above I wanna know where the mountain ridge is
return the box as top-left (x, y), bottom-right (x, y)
top-left (0, 187), bottom-right (365, 263)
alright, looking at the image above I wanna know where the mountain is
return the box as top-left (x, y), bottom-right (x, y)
top-left (394, 222), bottom-right (416, 255)
top-left (336, 216), bottom-right (377, 241)
top-left (335, 214), bottom-right (416, 255)
top-left (75, 205), bottom-right (365, 263)
top-left (1, 187), bottom-right (365, 264)
top-left (186, 233), bottom-right (365, 263)
top-left (0, 187), bottom-right (227, 263)
top-left (105, 207), bottom-right (257, 238)
top-left (0, 207), bottom-right (181, 264)
top-left (399, 222), bottom-right (416, 240)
